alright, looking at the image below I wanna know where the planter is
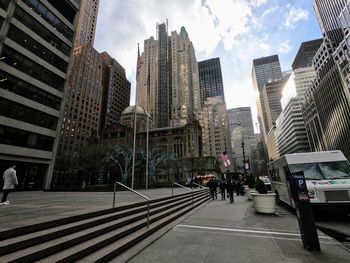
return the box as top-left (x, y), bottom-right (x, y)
top-left (246, 188), bottom-right (256, 201)
top-left (251, 192), bottom-right (276, 214)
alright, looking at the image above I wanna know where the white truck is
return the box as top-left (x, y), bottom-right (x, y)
top-left (268, 150), bottom-right (350, 211)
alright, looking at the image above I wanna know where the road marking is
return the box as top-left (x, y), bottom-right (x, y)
top-left (176, 224), bottom-right (333, 240)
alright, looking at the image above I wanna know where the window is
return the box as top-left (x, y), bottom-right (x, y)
top-left (1, 45), bottom-right (65, 91)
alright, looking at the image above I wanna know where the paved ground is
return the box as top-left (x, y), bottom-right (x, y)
top-left (0, 189), bottom-right (349, 262)
top-left (127, 194), bottom-right (350, 263)
top-left (0, 188), bottom-right (190, 232)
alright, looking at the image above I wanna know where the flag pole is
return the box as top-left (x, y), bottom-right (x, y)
top-left (131, 43), bottom-right (140, 189)
top-left (145, 56), bottom-right (150, 190)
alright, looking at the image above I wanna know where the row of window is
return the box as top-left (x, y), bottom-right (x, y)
top-left (14, 6), bottom-right (72, 57)
top-left (0, 70), bottom-right (61, 110)
top-left (1, 45), bottom-right (66, 91)
top-left (7, 25), bottom-right (69, 73)
top-left (0, 125), bottom-right (54, 151)
top-left (0, 97), bottom-right (58, 130)
top-left (22, 0), bottom-right (74, 41)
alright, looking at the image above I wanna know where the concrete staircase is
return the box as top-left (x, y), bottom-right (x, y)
top-left (0, 188), bottom-right (210, 263)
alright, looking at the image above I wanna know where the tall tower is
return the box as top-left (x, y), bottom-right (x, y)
top-left (198, 58), bottom-right (225, 107)
top-left (75, 0), bottom-right (100, 46)
top-left (99, 52), bottom-right (131, 130)
top-left (137, 23), bottom-right (201, 128)
top-left (57, 45), bottom-right (103, 156)
top-left (157, 22), bottom-right (169, 127)
top-left (198, 97), bottom-right (232, 172)
top-left (301, 0), bottom-right (350, 159)
top-left (251, 55), bottom-right (283, 139)
top-left (0, 0), bottom-right (80, 189)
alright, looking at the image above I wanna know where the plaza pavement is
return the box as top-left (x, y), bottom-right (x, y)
top-left (0, 189), bottom-right (349, 262)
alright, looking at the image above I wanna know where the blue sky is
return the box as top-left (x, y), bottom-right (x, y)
top-left (94, 0), bottom-right (322, 132)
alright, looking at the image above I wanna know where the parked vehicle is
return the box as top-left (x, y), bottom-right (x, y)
top-left (268, 150), bottom-right (350, 212)
top-left (259, 177), bottom-right (272, 191)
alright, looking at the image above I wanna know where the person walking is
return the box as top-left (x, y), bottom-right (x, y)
top-left (219, 180), bottom-right (226, 200)
top-left (226, 180), bottom-right (234, 203)
top-left (1, 164), bottom-right (18, 205)
top-left (207, 178), bottom-right (215, 200)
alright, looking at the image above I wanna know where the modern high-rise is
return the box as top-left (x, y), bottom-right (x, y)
top-left (198, 97), bottom-right (232, 172)
top-left (302, 0), bottom-right (350, 159)
top-left (276, 40), bottom-right (321, 157)
top-left (0, 0), bottom-right (80, 189)
top-left (74, 0), bottom-right (99, 46)
top-left (263, 78), bottom-right (286, 133)
top-left (262, 78), bottom-right (286, 160)
top-left (57, 45), bottom-right (102, 156)
top-left (251, 55), bottom-right (283, 138)
top-left (137, 22), bottom-right (201, 128)
top-left (100, 52), bottom-right (131, 130)
top-left (227, 107), bottom-right (256, 172)
top-left (198, 58), bottom-right (224, 106)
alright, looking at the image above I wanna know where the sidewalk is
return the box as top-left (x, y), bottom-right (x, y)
top-left (128, 195), bottom-right (350, 263)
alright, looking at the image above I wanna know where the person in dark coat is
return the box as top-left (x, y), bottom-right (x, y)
top-left (219, 180), bottom-right (226, 200)
top-left (226, 180), bottom-right (234, 203)
top-left (207, 179), bottom-right (215, 200)
top-left (213, 179), bottom-right (218, 199)
top-left (235, 180), bottom-right (242, 196)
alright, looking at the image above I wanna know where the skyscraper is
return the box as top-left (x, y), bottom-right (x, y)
top-left (227, 107), bottom-right (256, 172)
top-left (302, 0), bottom-right (350, 159)
top-left (75, 0), bottom-right (100, 47)
top-left (57, 45), bottom-right (103, 156)
top-left (198, 97), bottom-right (232, 172)
top-left (0, 0), bottom-right (80, 189)
top-left (251, 55), bottom-right (283, 138)
top-left (137, 22), bottom-right (201, 128)
top-left (100, 52), bottom-right (131, 130)
top-left (198, 58), bottom-right (225, 107)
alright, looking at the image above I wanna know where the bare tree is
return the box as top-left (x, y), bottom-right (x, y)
top-left (72, 143), bottom-right (107, 185)
top-left (104, 143), bottom-right (139, 184)
top-left (142, 145), bottom-right (177, 183)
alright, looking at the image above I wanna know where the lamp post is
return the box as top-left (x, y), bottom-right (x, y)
top-left (241, 140), bottom-right (247, 176)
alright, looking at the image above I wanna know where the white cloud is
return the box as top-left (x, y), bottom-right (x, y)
top-left (278, 40), bottom-right (292, 54)
top-left (282, 7), bottom-right (309, 29)
top-left (262, 6), bottom-right (279, 18)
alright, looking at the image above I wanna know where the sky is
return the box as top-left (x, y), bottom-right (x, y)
top-left (94, 0), bottom-right (322, 133)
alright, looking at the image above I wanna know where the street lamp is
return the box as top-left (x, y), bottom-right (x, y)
top-left (241, 140), bottom-right (247, 176)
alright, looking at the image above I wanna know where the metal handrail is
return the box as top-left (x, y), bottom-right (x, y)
top-left (172, 182), bottom-right (193, 206)
top-left (191, 182), bottom-right (202, 188)
top-left (113, 182), bottom-right (150, 229)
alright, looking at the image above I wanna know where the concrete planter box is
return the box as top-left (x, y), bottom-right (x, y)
top-left (251, 192), bottom-right (276, 214)
top-left (246, 188), bottom-right (256, 201)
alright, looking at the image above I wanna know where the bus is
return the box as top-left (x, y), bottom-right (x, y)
top-left (268, 150), bottom-right (350, 211)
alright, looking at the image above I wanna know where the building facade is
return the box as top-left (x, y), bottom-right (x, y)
top-left (57, 45), bottom-right (102, 156)
top-left (302, 0), bottom-right (350, 159)
top-left (74, 0), bottom-right (99, 46)
top-left (227, 107), bottom-right (256, 172)
top-left (198, 97), bottom-right (232, 172)
top-left (137, 22), bottom-right (201, 128)
top-left (198, 57), bottom-right (225, 107)
top-left (99, 52), bottom-right (131, 130)
top-left (251, 55), bottom-right (283, 138)
top-left (276, 40), bottom-right (321, 157)
top-left (0, 0), bottom-right (80, 189)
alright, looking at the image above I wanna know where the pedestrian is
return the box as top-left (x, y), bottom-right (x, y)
top-left (235, 180), bottom-right (242, 196)
top-left (207, 178), bottom-right (215, 200)
top-left (226, 180), bottom-right (234, 203)
top-left (219, 180), bottom-right (226, 200)
top-left (213, 179), bottom-right (218, 199)
top-left (1, 164), bottom-right (18, 205)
